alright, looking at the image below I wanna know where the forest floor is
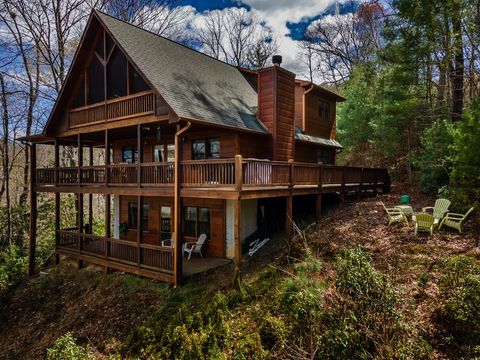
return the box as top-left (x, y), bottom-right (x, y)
top-left (0, 187), bottom-right (478, 359)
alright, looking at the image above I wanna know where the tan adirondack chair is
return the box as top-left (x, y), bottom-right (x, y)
top-left (422, 198), bottom-right (451, 221)
top-left (439, 207), bottom-right (474, 233)
top-left (414, 213), bottom-right (435, 235)
top-left (381, 202), bottom-right (409, 226)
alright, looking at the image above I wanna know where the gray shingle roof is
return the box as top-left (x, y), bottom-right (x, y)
top-left (295, 127), bottom-right (343, 149)
top-left (95, 11), bottom-right (266, 133)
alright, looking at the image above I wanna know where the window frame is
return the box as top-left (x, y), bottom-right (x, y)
top-left (183, 206), bottom-right (210, 238)
top-left (122, 145), bottom-right (138, 164)
top-left (127, 202), bottom-right (149, 231)
top-left (318, 100), bottom-right (331, 120)
top-left (191, 138), bottom-right (221, 160)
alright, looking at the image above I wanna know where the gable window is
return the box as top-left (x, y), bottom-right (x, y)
top-left (129, 64), bottom-right (150, 94)
top-left (128, 202), bottom-right (149, 230)
top-left (122, 146), bottom-right (138, 164)
top-left (183, 206), bottom-right (210, 237)
top-left (192, 138), bottom-right (221, 160)
top-left (318, 100), bottom-right (330, 120)
top-left (317, 149), bottom-right (332, 164)
top-left (88, 56), bottom-right (105, 104)
top-left (107, 47), bottom-right (128, 99)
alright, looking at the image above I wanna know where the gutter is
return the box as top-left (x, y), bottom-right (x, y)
top-left (173, 120), bottom-right (191, 286)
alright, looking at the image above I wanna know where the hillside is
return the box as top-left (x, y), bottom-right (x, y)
top-left (0, 190), bottom-right (479, 359)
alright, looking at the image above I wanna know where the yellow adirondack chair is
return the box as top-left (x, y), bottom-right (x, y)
top-left (414, 213), bottom-right (435, 235)
top-left (381, 202), bottom-right (409, 226)
top-left (422, 198), bottom-right (451, 221)
top-left (439, 207), bottom-right (474, 234)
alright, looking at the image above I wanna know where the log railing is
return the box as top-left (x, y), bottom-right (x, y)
top-left (68, 91), bottom-right (155, 128)
top-left (35, 157), bottom-right (390, 192)
top-left (57, 230), bottom-right (174, 274)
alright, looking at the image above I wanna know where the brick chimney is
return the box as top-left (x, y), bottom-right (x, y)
top-left (257, 57), bottom-right (296, 161)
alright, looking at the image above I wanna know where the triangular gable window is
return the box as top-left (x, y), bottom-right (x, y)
top-left (107, 47), bottom-right (128, 99)
top-left (129, 63), bottom-right (149, 94)
top-left (88, 56), bottom-right (105, 103)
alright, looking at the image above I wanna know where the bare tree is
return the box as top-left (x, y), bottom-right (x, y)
top-left (194, 7), bottom-right (277, 68)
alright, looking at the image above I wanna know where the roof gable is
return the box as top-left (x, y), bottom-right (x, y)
top-left (95, 11), bottom-right (265, 133)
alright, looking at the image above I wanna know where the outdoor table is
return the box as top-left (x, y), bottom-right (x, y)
top-left (394, 205), bottom-right (414, 218)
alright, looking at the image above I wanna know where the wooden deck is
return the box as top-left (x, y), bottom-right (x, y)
top-left (34, 158), bottom-right (389, 198)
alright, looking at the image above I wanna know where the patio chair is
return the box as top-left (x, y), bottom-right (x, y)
top-left (422, 198), bottom-right (451, 221)
top-left (414, 213), bottom-right (435, 235)
top-left (184, 234), bottom-right (207, 260)
top-left (381, 202), bottom-right (409, 226)
top-left (161, 232), bottom-right (175, 248)
top-left (439, 207), bottom-right (474, 234)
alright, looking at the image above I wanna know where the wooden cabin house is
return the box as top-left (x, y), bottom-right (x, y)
top-left (24, 11), bottom-right (389, 285)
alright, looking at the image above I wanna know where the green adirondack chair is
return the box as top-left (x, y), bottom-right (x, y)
top-left (422, 198), bottom-right (451, 221)
top-left (439, 207), bottom-right (474, 234)
top-left (414, 213), bottom-right (435, 235)
top-left (381, 202), bottom-right (409, 226)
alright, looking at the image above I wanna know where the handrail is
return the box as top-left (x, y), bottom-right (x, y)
top-left (35, 159), bottom-right (389, 192)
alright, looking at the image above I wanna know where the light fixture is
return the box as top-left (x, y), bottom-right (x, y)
top-left (156, 126), bottom-right (162, 142)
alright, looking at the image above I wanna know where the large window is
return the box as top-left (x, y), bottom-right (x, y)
top-left (317, 149), bottom-right (332, 164)
top-left (183, 206), bottom-right (210, 238)
top-left (107, 47), bottom-right (128, 99)
top-left (160, 206), bottom-right (171, 241)
top-left (192, 138), bottom-right (220, 160)
top-left (318, 100), bottom-right (330, 120)
top-left (128, 202), bottom-right (149, 230)
top-left (154, 144), bottom-right (175, 162)
top-left (122, 146), bottom-right (138, 164)
top-left (88, 56), bottom-right (105, 104)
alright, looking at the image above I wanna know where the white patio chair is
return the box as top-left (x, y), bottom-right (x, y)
top-left (161, 232), bottom-right (175, 248)
top-left (183, 234), bottom-right (207, 260)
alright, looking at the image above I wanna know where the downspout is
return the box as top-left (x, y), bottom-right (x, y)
top-left (302, 84), bottom-right (315, 131)
top-left (173, 120), bottom-right (191, 286)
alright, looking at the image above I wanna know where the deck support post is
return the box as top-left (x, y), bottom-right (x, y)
top-left (235, 155), bottom-right (243, 192)
top-left (137, 195), bottom-right (143, 269)
top-left (77, 134), bottom-right (83, 269)
top-left (105, 194), bottom-right (111, 266)
top-left (173, 122), bottom-right (191, 286)
top-left (340, 166), bottom-right (346, 205)
top-left (316, 166), bottom-right (323, 223)
top-left (54, 138), bottom-right (60, 265)
top-left (28, 143), bottom-right (37, 276)
top-left (54, 192), bottom-right (60, 265)
top-left (357, 167), bottom-right (364, 201)
top-left (286, 159), bottom-right (294, 241)
top-left (234, 198), bottom-right (242, 268)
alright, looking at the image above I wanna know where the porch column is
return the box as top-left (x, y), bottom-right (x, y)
top-left (316, 165), bottom-right (323, 224)
top-left (340, 166), bottom-right (346, 205)
top-left (77, 192), bottom-right (84, 269)
top-left (105, 129), bottom-right (110, 185)
top-left (105, 194), bottom-right (111, 267)
top-left (28, 143), bottom-right (37, 276)
top-left (234, 198), bottom-right (242, 267)
top-left (137, 124), bottom-right (143, 187)
top-left (77, 134), bottom-right (82, 185)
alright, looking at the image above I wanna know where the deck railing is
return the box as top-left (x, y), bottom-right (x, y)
top-left (35, 157), bottom-right (390, 192)
top-left (68, 91), bottom-right (155, 128)
top-left (57, 230), bottom-right (174, 275)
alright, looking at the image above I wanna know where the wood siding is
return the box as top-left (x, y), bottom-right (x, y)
top-left (295, 141), bottom-right (336, 164)
top-left (119, 196), bottom-right (226, 257)
top-left (304, 91), bottom-right (336, 139)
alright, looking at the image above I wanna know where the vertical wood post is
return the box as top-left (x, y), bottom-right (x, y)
top-left (137, 195), bottom-right (143, 268)
top-left (235, 155), bottom-right (243, 192)
top-left (54, 138), bottom-right (59, 186)
top-left (54, 192), bottom-right (60, 265)
top-left (234, 198), bottom-right (242, 267)
top-left (286, 195), bottom-right (293, 241)
top-left (340, 166), bottom-right (346, 205)
top-left (77, 193), bottom-right (84, 269)
top-left (137, 124), bottom-right (143, 187)
top-left (77, 134), bottom-right (82, 185)
top-left (173, 122), bottom-right (190, 286)
top-left (316, 165), bottom-right (323, 223)
top-left (28, 143), bottom-right (37, 276)
top-left (105, 129), bottom-right (110, 185)
top-left (88, 146), bottom-right (93, 233)
top-left (105, 194), bottom-right (111, 261)
top-left (288, 159), bottom-right (294, 188)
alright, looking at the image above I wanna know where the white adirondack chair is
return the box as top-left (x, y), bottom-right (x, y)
top-left (184, 234), bottom-right (207, 260)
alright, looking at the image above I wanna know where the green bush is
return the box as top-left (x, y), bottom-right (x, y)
top-left (439, 255), bottom-right (480, 294)
top-left (46, 332), bottom-right (94, 360)
top-left (0, 244), bottom-right (27, 291)
top-left (258, 314), bottom-right (287, 350)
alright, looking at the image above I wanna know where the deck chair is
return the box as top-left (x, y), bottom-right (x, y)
top-left (161, 232), bottom-right (175, 248)
top-left (439, 207), bottom-right (474, 234)
top-left (422, 198), bottom-right (451, 221)
top-left (184, 234), bottom-right (207, 260)
top-left (381, 202), bottom-right (409, 226)
top-left (414, 213), bottom-right (435, 235)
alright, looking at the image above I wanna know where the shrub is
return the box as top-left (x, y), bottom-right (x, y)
top-left (258, 314), bottom-right (287, 350)
top-left (46, 332), bottom-right (94, 360)
top-left (0, 244), bottom-right (27, 291)
top-left (439, 255), bottom-right (480, 295)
